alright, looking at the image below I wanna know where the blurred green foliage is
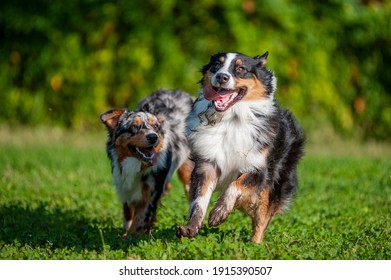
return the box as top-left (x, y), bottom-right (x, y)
top-left (0, 0), bottom-right (390, 139)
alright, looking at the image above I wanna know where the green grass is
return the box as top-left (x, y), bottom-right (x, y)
top-left (0, 127), bottom-right (390, 259)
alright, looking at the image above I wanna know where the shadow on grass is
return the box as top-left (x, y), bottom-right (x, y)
top-left (0, 203), bottom-right (247, 257)
top-left (0, 203), bottom-right (132, 253)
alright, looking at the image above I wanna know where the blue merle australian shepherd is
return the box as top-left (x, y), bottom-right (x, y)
top-left (101, 89), bottom-right (194, 237)
top-left (177, 52), bottom-right (305, 243)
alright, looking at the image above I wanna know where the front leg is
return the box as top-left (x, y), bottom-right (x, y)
top-left (122, 203), bottom-right (134, 238)
top-left (209, 171), bottom-right (266, 227)
top-left (177, 161), bottom-right (218, 238)
top-left (130, 175), bottom-right (166, 236)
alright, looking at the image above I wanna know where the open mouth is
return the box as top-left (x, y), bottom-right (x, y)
top-left (203, 85), bottom-right (247, 112)
top-left (129, 145), bottom-right (157, 165)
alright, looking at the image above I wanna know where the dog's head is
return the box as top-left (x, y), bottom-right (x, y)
top-left (100, 109), bottom-right (164, 166)
top-left (200, 52), bottom-right (277, 112)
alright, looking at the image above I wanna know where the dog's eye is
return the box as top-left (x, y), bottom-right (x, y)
top-left (130, 124), bottom-right (139, 132)
top-left (236, 65), bottom-right (246, 73)
top-left (211, 61), bottom-right (221, 72)
top-left (152, 123), bottom-right (160, 131)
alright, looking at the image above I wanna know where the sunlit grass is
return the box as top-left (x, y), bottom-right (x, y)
top-left (0, 127), bottom-right (390, 259)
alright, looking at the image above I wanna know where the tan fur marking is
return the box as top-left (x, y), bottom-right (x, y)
top-left (164, 182), bottom-right (172, 194)
top-left (157, 113), bottom-right (164, 124)
top-left (229, 174), bottom-right (278, 243)
top-left (235, 59), bottom-right (243, 65)
top-left (126, 134), bottom-right (149, 147)
top-left (129, 182), bottom-right (151, 235)
top-left (249, 188), bottom-right (271, 243)
top-left (133, 117), bottom-right (142, 126)
top-left (177, 159), bottom-right (194, 200)
top-left (101, 109), bottom-right (126, 131)
top-left (122, 203), bottom-right (135, 237)
top-left (114, 133), bottom-right (151, 167)
top-left (202, 71), bottom-right (214, 87)
top-left (236, 75), bottom-right (268, 101)
top-left (235, 176), bottom-right (261, 218)
top-left (116, 134), bottom-right (146, 148)
top-left (123, 203), bottom-right (134, 223)
top-left (114, 134), bottom-right (137, 165)
top-left (153, 134), bottom-right (163, 154)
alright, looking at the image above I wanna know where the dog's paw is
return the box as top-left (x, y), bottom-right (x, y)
top-left (176, 226), bottom-right (199, 238)
top-left (208, 206), bottom-right (229, 227)
top-left (120, 232), bottom-right (129, 240)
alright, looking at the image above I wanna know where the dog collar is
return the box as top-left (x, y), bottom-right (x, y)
top-left (198, 103), bottom-right (223, 126)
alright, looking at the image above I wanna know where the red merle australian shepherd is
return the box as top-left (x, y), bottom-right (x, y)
top-left (177, 52), bottom-right (305, 243)
top-left (101, 89), bottom-right (194, 237)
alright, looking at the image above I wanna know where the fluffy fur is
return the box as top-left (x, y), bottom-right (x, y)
top-left (177, 52), bottom-right (305, 243)
top-left (101, 89), bottom-right (194, 237)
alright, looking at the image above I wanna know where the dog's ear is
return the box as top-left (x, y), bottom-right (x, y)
top-left (201, 61), bottom-right (212, 75)
top-left (201, 52), bottom-right (222, 74)
top-left (100, 108), bottom-right (127, 133)
top-left (254, 51), bottom-right (269, 66)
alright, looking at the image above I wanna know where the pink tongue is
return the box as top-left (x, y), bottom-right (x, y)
top-left (203, 86), bottom-right (233, 103)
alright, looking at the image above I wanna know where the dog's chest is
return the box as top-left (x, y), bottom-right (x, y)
top-left (112, 156), bottom-right (151, 204)
top-left (190, 117), bottom-right (266, 179)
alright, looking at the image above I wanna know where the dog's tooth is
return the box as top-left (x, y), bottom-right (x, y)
top-left (136, 147), bottom-right (146, 157)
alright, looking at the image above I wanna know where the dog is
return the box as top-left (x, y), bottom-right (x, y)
top-left (100, 89), bottom-right (194, 237)
top-left (176, 52), bottom-right (305, 243)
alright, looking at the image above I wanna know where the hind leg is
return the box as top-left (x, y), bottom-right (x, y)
top-left (251, 176), bottom-right (297, 243)
top-left (208, 172), bottom-right (279, 243)
top-left (250, 188), bottom-right (277, 243)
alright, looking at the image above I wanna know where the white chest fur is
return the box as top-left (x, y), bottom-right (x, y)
top-left (188, 99), bottom-right (274, 182)
top-left (111, 155), bottom-right (145, 204)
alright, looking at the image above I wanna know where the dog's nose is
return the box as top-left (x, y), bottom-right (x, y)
top-left (146, 133), bottom-right (158, 145)
top-left (216, 73), bottom-right (230, 84)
